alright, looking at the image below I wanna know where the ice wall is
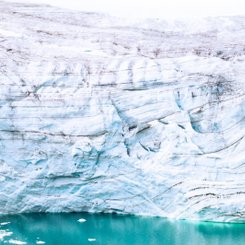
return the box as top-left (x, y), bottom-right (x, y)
top-left (0, 1), bottom-right (244, 222)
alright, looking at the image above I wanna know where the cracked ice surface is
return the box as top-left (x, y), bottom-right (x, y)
top-left (0, 1), bottom-right (244, 222)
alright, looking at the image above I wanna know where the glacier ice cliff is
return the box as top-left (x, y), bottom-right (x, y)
top-left (0, 1), bottom-right (245, 222)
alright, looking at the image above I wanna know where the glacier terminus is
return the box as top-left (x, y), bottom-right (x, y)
top-left (0, 1), bottom-right (244, 222)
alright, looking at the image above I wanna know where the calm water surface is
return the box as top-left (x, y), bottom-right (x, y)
top-left (0, 213), bottom-right (244, 245)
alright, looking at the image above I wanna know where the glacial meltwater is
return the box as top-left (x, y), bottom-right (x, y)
top-left (0, 213), bottom-right (245, 245)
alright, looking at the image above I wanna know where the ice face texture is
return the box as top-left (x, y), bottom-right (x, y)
top-left (0, 1), bottom-right (244, 222)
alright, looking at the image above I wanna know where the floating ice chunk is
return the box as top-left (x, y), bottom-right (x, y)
top-left (8, 239), bottom-right (27, 244)
top-left (0, 230), bottom-right (13, 240)
top-left (0, 222), bottom-right (11, 226)
top-left (36, 241), bottom-right (45, 244)
top-left (77, 218), bottom-right (86, 223)
top-left (88, 238), bottom-right (96, 242)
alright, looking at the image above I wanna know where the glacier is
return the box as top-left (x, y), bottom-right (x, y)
top-left (0, 1), bottom-right (244, 222)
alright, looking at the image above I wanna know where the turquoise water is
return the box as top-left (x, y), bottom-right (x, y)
top-left (0, 213), bottom-right (245, 245)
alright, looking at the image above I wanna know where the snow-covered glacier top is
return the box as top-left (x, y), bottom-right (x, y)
top-left (0, 1), bottom-right (244, 222)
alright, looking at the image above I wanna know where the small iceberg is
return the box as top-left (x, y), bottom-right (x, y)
top-left (36, 241), bottom-right (46, 244)
top-left (8, 239), bottom-right (27, 244)
top-left (88, 238), bottom-right (96, 242)
top-left (0, 222), bottom-right (11, 226)
top-left (77, 218), bottom-right (86, 223)
top-left (0, 230), bottom-right (13, 240)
